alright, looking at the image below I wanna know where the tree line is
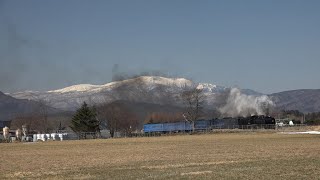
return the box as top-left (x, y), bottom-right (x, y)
top-left (70, 101), bottom-right (139, 138)
top-left (278, 110), bottom-right (320, 125)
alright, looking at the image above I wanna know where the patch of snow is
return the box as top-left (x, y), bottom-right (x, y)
top-left (281, 131), bottom-right (320, 135)
top-left (138, 76), bottom-right (193, 87)
top-left (48, 84), bottom-right (101, 93)
top-left (47, 76), bottom-right (194, 94)
top-left (181, 171), bottom-right (213, 176)
top-left (197, 83), bottom-right (226, 93)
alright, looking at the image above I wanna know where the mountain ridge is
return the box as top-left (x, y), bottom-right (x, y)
top-left (4, 76), bottom-right (320, 114)
top-left (9, 76), bottom-right (228, 110)
top-left (270, 89), bottom-right (320, 113)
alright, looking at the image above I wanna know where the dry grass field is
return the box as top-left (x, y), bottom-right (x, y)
top-left (1, 133), bottom-right (320, 179)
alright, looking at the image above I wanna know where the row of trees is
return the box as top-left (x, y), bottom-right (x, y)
top-left (10, 99), bottom-right (68, 134)
top-left (70, 101), bottom-right (139, 138)
top-left (144, 112), bottom-right (184, 124)
top-left (97, 101), bottom-right (139, 137)
top-left (305, 112), bottom-right (320, 125)
top-left (278, 110), bottom-right (320, 125)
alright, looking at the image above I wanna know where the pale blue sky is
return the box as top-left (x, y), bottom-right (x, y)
top-left (0, 0), bottom-right (320, 94)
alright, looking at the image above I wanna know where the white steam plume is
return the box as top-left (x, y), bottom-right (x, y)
top-left (219, 88), bottom-right (274, 117)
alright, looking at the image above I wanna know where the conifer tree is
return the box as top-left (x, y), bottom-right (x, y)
top-left (70, 102), bottom-right (100, 135)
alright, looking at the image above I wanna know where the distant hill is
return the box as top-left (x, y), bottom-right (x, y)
top-left (0, 91), bottom-right (61, 122)
top-left (270, 89), bottom-right (320, 113)
top-left (0, 91), bottom-right (37, 121)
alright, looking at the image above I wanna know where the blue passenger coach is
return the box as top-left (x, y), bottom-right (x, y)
top-left (144, 121), bottom-right (192, 133)
top-left (143, 116), bottom-right (276, 133)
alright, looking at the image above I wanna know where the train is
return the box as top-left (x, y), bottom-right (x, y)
top-left (143, 115), bottom-right (276, 133)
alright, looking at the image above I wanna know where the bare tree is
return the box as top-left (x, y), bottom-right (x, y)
top-left (36, 99), bottom-right (51, 133)
top-left (181, 86), bottom-right (205, 132)
top-left (144, 112), bottom-right (184, 124)
top-left (11, 113), bottom-right (41, 133)
top-left (97, 101), bottom-right (139, 137)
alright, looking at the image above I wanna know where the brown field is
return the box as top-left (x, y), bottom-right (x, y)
top-left (1, 133), bottom-right (320, 179)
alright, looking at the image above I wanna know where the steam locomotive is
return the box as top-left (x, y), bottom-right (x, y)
top-left (143, 115), bottom-right (276, 133)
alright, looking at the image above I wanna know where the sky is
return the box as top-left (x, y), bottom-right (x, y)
top-left (0, 0), bottom-right (320, 94)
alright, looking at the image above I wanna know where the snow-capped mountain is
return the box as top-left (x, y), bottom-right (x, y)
top-left (6, 76), bottom-right (320, 113)
top-left (9, 76), bottom-right (233, 110)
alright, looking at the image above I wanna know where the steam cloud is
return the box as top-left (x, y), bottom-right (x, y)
top-left (219, 88), bottom-right (274, 117)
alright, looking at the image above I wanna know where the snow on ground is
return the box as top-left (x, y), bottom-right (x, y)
top-left (281, 131), bottom-right (320, 135)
